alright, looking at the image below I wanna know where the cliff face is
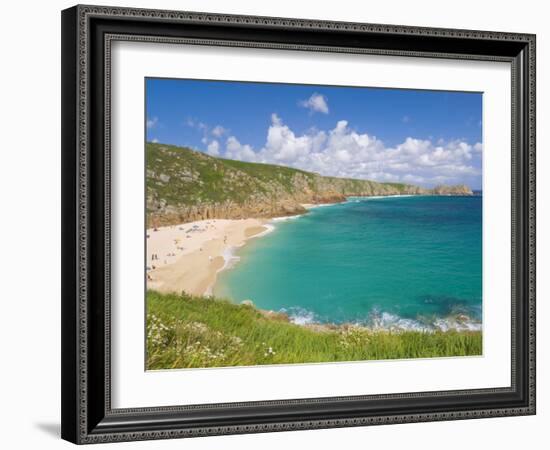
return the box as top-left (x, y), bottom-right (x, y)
top-left (146, 143), bottom-right (473, 226)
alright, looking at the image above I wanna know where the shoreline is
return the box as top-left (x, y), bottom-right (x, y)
top-left (146, 205), bottom-right (326, 297)
top-left (146, 194), bottom-right (479, 304)
top-left (283, 306), bottom-right (482, 333)
top-left (147, 288), bottom-right (482, 335)
top-left (147, 218), bottom-right (272, 296)
top-left (301, 192), bottom-right (476, 210)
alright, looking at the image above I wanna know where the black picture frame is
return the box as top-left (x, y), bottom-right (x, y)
top-left (61, 4), bottom-right (536, 444)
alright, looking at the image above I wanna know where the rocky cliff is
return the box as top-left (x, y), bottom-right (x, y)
top-left (431, 184), bottom-right (473, 195)
top-left (146, 143), bottom-right (473, 226)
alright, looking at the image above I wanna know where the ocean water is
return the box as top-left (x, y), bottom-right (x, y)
top-left (214, 196), bottom-right (482, 331)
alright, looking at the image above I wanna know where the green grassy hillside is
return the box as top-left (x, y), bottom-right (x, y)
top-left (146, 142), bottom-right (472, 226)
top-left (147, 143), bottom-right (319, 210)
top-left (146, 290), bottom-right (482, 370)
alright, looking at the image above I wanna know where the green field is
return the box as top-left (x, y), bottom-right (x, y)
top-left (146, 290), bottom-right (482, 370)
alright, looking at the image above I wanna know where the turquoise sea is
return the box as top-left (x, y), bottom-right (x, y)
top-left (214, 195), bottom-right (482, 331)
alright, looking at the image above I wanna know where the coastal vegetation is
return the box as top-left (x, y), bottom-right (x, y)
top-left (146, 142), bottom-right (472, 227)
top-left (146, 290), bottom-right (482, 370)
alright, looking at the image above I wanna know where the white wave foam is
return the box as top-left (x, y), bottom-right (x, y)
top-left (217, 224), bottom-right (275, 273)
top-left (368, 311), bottom-right (432, 332)
top-left (283, 307), bottom-right (317, 325)
top-left (347, 194), bottom-right (415, 201)
top-left (303, 203), bottom-right (335, 209)
top-left (278, 306), bottom-right (481, 333)
top-left (271, 215), bottom-right (302, 222)
top-left (433, 317), bottom-right (482, 332)
top-left (207, 223), bottom-right (275, 296)
top-left (251, 223), bottom-right (276, 237)
top-left (220, 246), bottom-right (241, 271)
top-left (368, 310), bottom-right (482, 332)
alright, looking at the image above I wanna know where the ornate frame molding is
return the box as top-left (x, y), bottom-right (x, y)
top-left (61, 5), bottom-right (536, 444)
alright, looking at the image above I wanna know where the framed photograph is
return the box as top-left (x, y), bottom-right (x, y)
top-left (61, 5), bottom-right (536, 444)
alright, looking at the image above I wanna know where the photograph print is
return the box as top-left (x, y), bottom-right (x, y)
top-left (145, 78), bottom-right (483, 370)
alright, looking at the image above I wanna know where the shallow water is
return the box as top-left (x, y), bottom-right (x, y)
top-left (214, 195), bottom-right (482, 331)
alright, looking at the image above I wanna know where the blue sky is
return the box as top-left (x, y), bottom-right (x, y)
top-left (146, 78), bottom-right (483, 189)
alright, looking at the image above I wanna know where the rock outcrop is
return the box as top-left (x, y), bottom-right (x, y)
top-left (431, 184), bottom-right (473, 195)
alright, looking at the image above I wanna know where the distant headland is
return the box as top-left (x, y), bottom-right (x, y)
top-left (146, 143), bottom-right (472, 227)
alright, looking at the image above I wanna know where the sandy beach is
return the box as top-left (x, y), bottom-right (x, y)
top-left (146, 218), bottom-right (269, 295)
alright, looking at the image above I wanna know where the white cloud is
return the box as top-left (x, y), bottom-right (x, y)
top-left (299, 93), bottom-right (329, 114)
top-left (214, 114), bottom-right (481, 188)
top-left (262, 113), bottom-right (313, 163)
top-left (225, 136), bottom-right (256, 161)
top-left (151, 138), bottom-right (159, 144)
top-left (185, 118), bottom-right (207, 131)
top-left (187, 119), bottom-right (229, 146)
top-left (212, 125), bottom-right (228, 137)
top-left (207, 140), bottom-right (220, 156)
top-left (146, 117), bottom-right (159, 129)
